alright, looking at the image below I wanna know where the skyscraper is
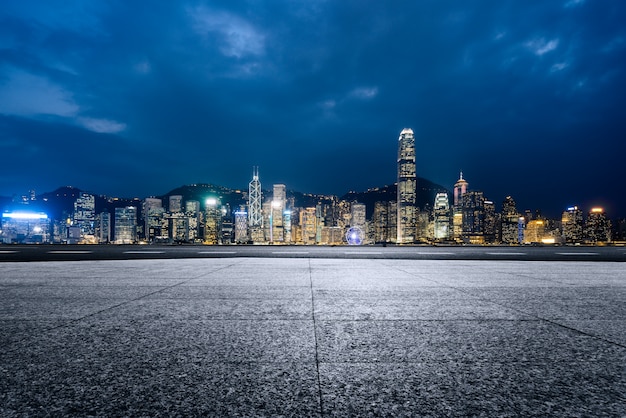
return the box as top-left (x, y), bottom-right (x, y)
top-left (143, 197), bottom-right (163, 242)
top-left (270, 184), bottom-right (286, 242)
top-left (501, 196), bottom-right (520, 244)
top-left (453, 172), bottom-right (468, 208)
top-left (452, 172), bottom-right (468, 241)
top-left (168, 195), bottom-right (183, 213)
top-left (95, 210), bottom-right (111, 243)
top-left (114, 206), bottom-right (137, 244)
top-left (585, 207), bottom-right (611, 243)
top-left (433, 192), bottom-right (450, 240)
top-left (397, 128), bottom-right (416, 244)
top-left (73, 192), bottom-right (95, 240)
top-left (248, 167), bottom-right (263, 243)
top-left (562, 206), bottom-right (583, 244)
top-left (462, 190), bottom-right (485, 244)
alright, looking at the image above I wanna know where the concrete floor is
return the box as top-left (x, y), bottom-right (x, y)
top-left (1, 258), bottom-right (625, 416)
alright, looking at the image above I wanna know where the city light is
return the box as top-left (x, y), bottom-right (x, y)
top-left (2, 212), bottom-right (48, 220)
top-left (591, 207), bottom-right (604, 213)
top-left (206, 197), bottom-right (217, 206)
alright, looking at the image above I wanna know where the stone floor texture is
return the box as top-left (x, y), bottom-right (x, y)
top-left (1, 258), bottom-right (625, 416)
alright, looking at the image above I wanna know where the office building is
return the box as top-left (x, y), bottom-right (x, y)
top-left (484, 200), bottom-right (496, 243)
top-left (585, 207), bottom-right (611, 243)
top-left (95, 210), bottom-right (111, 243)
top-left (523, 219), bottom-right (546, 244)
top-left (270, 184), bottom-right (286, 243)
top-left (234, 210), bottom-right (248, 243)
top-left (433, 192), bottom-right (450, 240)
top-left (300, 207), bottom-right (318, 245)
top-left (397, 128), bottom-right (416, 243)
top-left (169, 195), bottom-right (183, 213)
top-left (204, 197), bottom-right (221, 244)
top-left (248, 167), bottom-right (263, 243)
top-left (372, 201), bottom-right (390, 243)
top-left (452, 172), bottom-right (468, 241)
top-left (73, 192), bottom-right (95, 240)
top-left (462, 190), bottom-right (485, 244)
top-left (501, 196), bottom-right (520, 244)
top-left (114, 207), bottom-right (137, 244)
top-left (143, 198), bottom-right (163, 242)
top-left (562, 206), bottom-right (583, 244)
top-left (0, 211), bottom-right (50, 244)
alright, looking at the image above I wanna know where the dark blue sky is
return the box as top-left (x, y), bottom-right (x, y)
top-left (1, 1), bottom-right (625, 217)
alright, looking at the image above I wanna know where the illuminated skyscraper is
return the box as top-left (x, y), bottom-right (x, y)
top-left (462, 190), bottom-right (485, 244)
top-left (143, 198), bottom-right (163, 242)
top-left (585, 207), bottom-right (611, 243)
top-left (453, 172), bottom-right (468, 208)
top-left (373, 201), bottom-right (392, 243)
top-left (169, 195), bottom-right (183, 213)
top-left (234, 210), bottom-right (248, 243)
top-left (95, 210), bottom-right (111, 243)
top-left (452, 172), bottom-right (468, 241)
top-left (484, 200), bottom-right (496, 243)
top-left (270, 184), bottom-right (286, 242)
top-left (397, 128), bottom-right (416, 243)
top-left (523, 219), bottom-right (546, 244)
top-left (433, 192), bottom-right (450, 240)
top-left (561, 206), bottom-right (583, 244)
top-left (351, 203), bottom-right (366, 229)
top-left (248, 167), bottom-right (263, 243)
top-left (300, 207), bottom-right (318, 244)
top-left (501, 196), bottom-right (520, 244)
top-left (204, 197), bottom-right (221, 244)
top-left (114, 207), bottom-right (137, 244)
top-left (73, 192), bottom-right (95, 239)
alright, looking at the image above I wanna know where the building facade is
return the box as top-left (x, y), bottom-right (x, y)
top-left (248, 167), bottom-right (263, 243)
top-left (114, 207), bottom-right (137, 244)
top-left (397, 128), bottom-right (416, 243)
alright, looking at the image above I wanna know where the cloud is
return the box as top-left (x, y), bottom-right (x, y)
top-left (77, 117), bottom-right (127, 134)
top-left (188, 6), bottom-right (265, 58)
top-left (564, 0), bottom-right (585, 8)
top-left (349, 87), bottom-right (379, 100)
top-left (550, 62), bottom-right (569, 72)
top-left (134, 61), bottom-right (151, 75)
top-left (0, 67), bottom-right (126, 134)
top-left (0, 67), bottom-right (79, 117)
top-left (525, 38), bottom-right (559, 56)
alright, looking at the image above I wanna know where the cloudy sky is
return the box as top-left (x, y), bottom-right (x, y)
top-left (1, 1), bottom-right (625, 217)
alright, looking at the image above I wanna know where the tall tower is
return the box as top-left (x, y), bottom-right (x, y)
top-left (453, 172), bottom-right (468, 208)
top-left (248, 167), bottom-right (263, 243)
top-left (271, 184), bottom-right (286, 242)
top-left (433, 192), bottom-right (450, 240)
top-left (452, 172), bottom-right (468, 242)
top-left (397, 128), bottom-right (416, 243)
top-left (561, 206), bottom-right (583, 244)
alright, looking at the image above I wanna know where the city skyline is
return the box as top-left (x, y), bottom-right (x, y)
top-left (1, 2), bottom-right (625, 217)
top-left (1, 161), bottom-right (623, 221)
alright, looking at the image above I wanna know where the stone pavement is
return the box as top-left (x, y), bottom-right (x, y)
top-left (1, 258), bottom-right (625, 416)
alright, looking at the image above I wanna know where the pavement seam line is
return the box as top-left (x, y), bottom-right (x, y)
top-left (308, 258), bottom-right (325, 417)
top-left (386, 262), bottom-right (626, 350)
top-left (3, 261), bottom-right (242, 352)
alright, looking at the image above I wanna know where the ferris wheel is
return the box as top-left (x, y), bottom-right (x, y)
top-left (346, 226), bottom-right (364, 245)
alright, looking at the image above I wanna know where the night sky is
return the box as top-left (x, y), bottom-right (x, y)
top-left (1, 1), bottom-right (625, 218)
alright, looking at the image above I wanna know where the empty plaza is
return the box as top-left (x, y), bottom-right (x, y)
top-left (1, 256), bottom-right (625, 416)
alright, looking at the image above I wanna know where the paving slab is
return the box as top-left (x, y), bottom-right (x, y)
top-left (1, 257), bottom-right (625, 416)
